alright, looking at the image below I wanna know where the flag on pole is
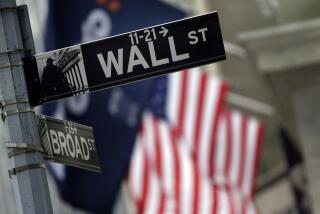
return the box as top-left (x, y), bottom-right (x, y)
top-left (148, 68), bottom-right (264, 198)
top-left (212, 110), bottom-right (265, 199)
top-left (148, 68), bottom-right (228, 177)
top-left (127, 112), bottom-right (260, 214)
top-left (125, 68), bottom-right (265, 213)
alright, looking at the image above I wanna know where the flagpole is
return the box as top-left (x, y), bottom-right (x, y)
top-left (0, 0), bottom-right (53, 213)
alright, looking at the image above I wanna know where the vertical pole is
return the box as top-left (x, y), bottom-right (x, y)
top-left (279, 129), bottom-right (311, 213)
top-left (293, 85), bottom-right (320, 213)
top-left (0, 0), bottom-right (53, 213)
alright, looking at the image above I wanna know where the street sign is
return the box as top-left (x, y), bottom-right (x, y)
top-left (24, 12), bottom-right (225, 106)
top-left (37, 115), bottom-right (101, 172)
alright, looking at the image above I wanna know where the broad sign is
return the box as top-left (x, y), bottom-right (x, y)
top-left (37, 115), bottom-right (101, 172)
top-left (24, 12), bottom-right (225, 106)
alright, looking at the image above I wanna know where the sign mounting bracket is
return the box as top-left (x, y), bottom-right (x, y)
top-left (8, 163), bottom-right (46, 179)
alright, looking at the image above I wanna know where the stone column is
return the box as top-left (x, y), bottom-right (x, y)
top-left (239, 18), bottom-right (320, 212)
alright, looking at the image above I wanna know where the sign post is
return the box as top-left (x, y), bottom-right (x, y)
top-left (0, 2), bottom-right (53, 214)
top-left (23, 12), bottom-right (226, 106)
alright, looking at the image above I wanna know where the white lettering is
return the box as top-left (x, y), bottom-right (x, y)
top-left (50, 130), bottom-right (60, 154)
top-left (148, 41), bottom-right (169, 66)
top-left (198, 28), bottom-right (208, 42)
top-left (97, 49), bottom-right (123, 78)
top-left (80, 137), bottom-right (90, 161)
top-left (58, 131), bottom-right (68, 156)
top-left (75, 137), bottom-right (84, 159)
top-left (66, 134), bottom-right (76, 158)
top-left (188, 31), bottom-right (198, 45)
top-left (88, 139), bottom-right (95, 151)
top-left (127, 45), bottom-right (149, 73)
top-left (48, 129), bottom-right (94, 161)
top-left (168, 36), bottom-right (190, 62)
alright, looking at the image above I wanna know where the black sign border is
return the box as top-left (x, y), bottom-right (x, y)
top-left (37, 114), bottom-right (102, 173)
top-left (24, 11), bottom-right (226, 107)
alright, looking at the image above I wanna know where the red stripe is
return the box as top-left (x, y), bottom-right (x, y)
top-left (158, 188), bottom-right (166, 214)
top-left (251, 124), bottom-right (265, 198)
top-left (224, 111), bottom-right (232, 184)
top-left (209, 83), bottom-right (228, 178)
top-left (215, 83), bottom-right (228, 128)
top-left (190, 72), bottom-right (208, 214)
top-left (192, 161), bottom-right (200, 214)
top-left (154, 118), bottom-right (163, 179)
top-left (237, 116), bottom-right (248, 190)
top-left (138, 149), bottom-right (149, 213)
top-left (171, 129), bottom-right (181, 213)
top-left (212, 185), bottom-right (218, 214)
top-left (208, 121), bottom-right (218, 179)
top-left (226, 189), bottom-right (235, 214)
top-left (177, 70), bottom-right (188, 134)
top-left (193, 73), bottom-right (208, 162)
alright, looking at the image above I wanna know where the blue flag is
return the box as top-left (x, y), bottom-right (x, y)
top-left (44, 0), bottom-right (185, 213)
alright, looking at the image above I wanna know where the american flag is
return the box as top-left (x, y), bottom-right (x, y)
top-left (126, 68), bottom-right (264, 213)
top-left (212, 110), bottom-right (264, 199)
top-left (163, 67), bottom-right (228, 177)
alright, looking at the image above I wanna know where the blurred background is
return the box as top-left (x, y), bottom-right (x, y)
top-left (1, 0), bottom-right (320, 213)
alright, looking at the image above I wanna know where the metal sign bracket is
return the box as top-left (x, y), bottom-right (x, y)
top-left (22, 56), bottom-right (42, 106)
top-left (1, 108), bottom-right (34, 121)
top-left (0, 5), bottom-right (24, 11)
top-left (6, 143), bottom-right (43, 158)
top-left (8, 163), bottom-right (46, 179)
top-left (0, 98), bottom-right (33, 121)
